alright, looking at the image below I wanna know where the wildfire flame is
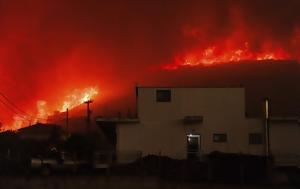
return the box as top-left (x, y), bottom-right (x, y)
top-left (60, 87), bottom-right (98, 112)
top-left (162, 42), bottom-right (291, 70)
top-left (3, 87), bottom-right (99, 132)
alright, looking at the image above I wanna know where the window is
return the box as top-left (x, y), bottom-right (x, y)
top-left (249, 133), bottom-right (263, 145)
top-left (156, 90), bottom-right (171, 102)
top-left (213, 133), bottom-right (227, 143)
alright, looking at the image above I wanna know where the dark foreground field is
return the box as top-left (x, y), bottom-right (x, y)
top-left (0, 176), bottom-right (295, 189)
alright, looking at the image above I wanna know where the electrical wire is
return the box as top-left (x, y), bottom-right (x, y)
top-left (0, 97), bottom-right (30, 121)
top-left (0, 92), bottom-right (48, 122)
top-left (0, 92), bottom-right (32, 117)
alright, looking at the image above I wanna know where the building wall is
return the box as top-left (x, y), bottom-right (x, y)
top-left (117, 88), bottom-right (264, 159)
top-left (268, 122), bottom-right (300, 166)
top-left (270, 122), bottom-right (300, 155)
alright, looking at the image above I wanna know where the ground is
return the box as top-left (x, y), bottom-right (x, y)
top-left (0, 176), bottom-right (296, 189)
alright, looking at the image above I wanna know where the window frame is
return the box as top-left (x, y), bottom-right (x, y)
top-left (249, 133), bottom-right (263, 145)
top-left (156, 89), bottom-right (171, 102)
top-left (213, 133), bottom-right (227, 143)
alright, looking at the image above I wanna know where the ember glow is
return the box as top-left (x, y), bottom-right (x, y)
top-left (3, 87), bottom-right (99, 131)
top-left (162, 42), bottom-right (291, 70)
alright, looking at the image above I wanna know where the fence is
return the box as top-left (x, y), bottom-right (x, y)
top-left (93, 151), bottom-right (142, 164)
top-left (93, 150), bottom-right (206, 165)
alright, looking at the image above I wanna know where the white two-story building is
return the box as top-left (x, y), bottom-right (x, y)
top-left (98, 87), bottom-right (266, 159)
top-left (97, 87), bottom-right (300, 165)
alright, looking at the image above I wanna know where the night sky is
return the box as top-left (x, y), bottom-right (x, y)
top-left (0, 0), bottom-right (300, 129)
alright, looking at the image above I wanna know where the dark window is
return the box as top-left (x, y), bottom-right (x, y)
top-left (249, 133), bottom-right (263, 145)
top-left (213, 133), bottom-right (227, 142)
top-left (156, 90), bottom-right (171, 102)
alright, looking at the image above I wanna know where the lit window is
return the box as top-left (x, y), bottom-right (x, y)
top-left (213, 133), bottom-right (227, 143)
top-left (249, 133), bottom-right (263, 145)
top-left (156, 90), bottom-right (171, 102)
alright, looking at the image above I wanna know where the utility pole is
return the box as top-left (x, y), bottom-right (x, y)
top-left (84, 100), bottom-right (93, 132)
top-left (66, 108), bottom-right (69, 133)
top-left (264, 98), bottom-right (270, 157)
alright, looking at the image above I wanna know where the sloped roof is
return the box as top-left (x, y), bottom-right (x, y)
top-left (17, 123), bottom-right (62, 139)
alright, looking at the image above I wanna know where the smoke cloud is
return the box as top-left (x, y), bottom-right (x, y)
top-left (0, 0), bottom-right (299, 128)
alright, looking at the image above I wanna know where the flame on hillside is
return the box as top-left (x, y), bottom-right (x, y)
top-left (60, 88), bottom-right (98, 112)
top-left (2, 87), bottom-right (99, 131)
top-left (162, 42), bottom-right (291, 70)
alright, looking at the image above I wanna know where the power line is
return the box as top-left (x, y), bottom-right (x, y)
top-left (0, 98), bottom-right (30, 121)
top-left (0, 92), bottom-right (31, 117)
top-left (0, 91), bottom-right (48, 122)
